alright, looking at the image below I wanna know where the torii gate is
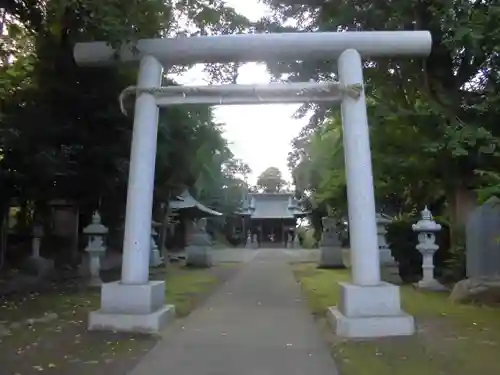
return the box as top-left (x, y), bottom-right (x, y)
top-left (74, 30), bottom-right (432, 338)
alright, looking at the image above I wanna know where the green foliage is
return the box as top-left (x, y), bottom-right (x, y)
top-left (297, 227), bottom-right (318, 249)
top-left (474, 170), bottom-right (500, 203)
top-left (256, 166), bottom-right (286, 193)
top-left (0, 0), bottom-right (252, 244)
top-left (269, 0), bottom-right (500, 232)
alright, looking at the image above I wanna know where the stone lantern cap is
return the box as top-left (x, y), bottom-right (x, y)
top-left (412, 206), bottom-right (441, 232)
top-left (83, 211), bottom-right (109, 235)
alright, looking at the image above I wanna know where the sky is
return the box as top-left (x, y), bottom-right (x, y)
top-left (172, 0), bottom-right (308, 185)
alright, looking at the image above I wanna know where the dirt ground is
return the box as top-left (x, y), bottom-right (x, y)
top-left (0, 263), bottom-right (240, 375)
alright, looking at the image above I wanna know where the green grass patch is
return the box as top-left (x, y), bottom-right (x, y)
top-left (1, 263), bottom-right (237, 374)
top-left (164, 266), bottom-right (219, 317)
top-left (293, 263), bottom-right (500, 375)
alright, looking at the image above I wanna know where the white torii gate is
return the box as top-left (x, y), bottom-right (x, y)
top-left (74, 31), bottom-right (432, 338)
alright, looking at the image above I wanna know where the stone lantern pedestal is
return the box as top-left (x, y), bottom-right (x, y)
top-left (376, 214), bottom-right (394, 265)
top-left (245, 231), bottom-right (252, 249)
top-left (22, 222), bottom-right (54, 278)
top-left (412, 207), bottom-right (447, 291)
top-left (150, 222), bottom-right (164, 267)
top-left (83, 211), bottom-right (108, 287)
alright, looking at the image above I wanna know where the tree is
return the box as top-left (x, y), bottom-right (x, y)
top-left (0, 0), bottom-right (253, 264)
top-left (256, 167), bottom-right (286, 193)
top-left (261, 0), bottom-right (500, 229)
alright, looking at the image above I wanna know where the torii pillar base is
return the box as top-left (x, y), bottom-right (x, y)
top-left (326, 282), bottom-right (414, 338)
top-left (88, 281), bottom-right (176, 334)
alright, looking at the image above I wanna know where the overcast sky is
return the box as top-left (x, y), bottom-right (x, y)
top-left (172, 0), bottom-right (307, 185)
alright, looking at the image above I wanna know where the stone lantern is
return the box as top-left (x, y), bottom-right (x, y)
top-left (293, 229), bottom-right (301, 249)
top-left (412, 207), bottom-right (446, 290)
top-left (32, 222), bottom-right (44, 259)
top-left (83, 211), bottom-right (108, 287)
top-left (21, 220), bottom-right (54, 278)
top-left (150, 223), bottom-right (164, 267)
top-left (245, 230), bottom-right (252, 249)
top-left (376, 214), bottom-right (394, 265)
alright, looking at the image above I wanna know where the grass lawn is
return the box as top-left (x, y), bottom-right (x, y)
top-left (0, 262), bottom-right (239, 375)
top-left (293, 263), bottom-right (500, 375)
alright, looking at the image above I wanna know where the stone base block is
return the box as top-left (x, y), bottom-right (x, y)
top-left (89, 304), bottom-right (175, 334)
top-left (318, 246), bottom-right (344, 268)
top-left (381, 264), bottom-right (402, 284)
top-left (150, 248), bottom-right (164, 267)
top-left (327, 282), bottom-right (415, 338)
top-left (100, 281), bottom-right (165, 314)
top-left (87, 281), bottom-right (175, 334)
top-left (327, 307), bottom-right (414, 338)
top-left (415, 279), bottom-right (448, 291)
top-left (186, 245), bottom-right (213, 268)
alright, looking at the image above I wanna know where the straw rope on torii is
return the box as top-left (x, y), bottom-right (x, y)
top-left (118, 81), bottom-right (363, 115)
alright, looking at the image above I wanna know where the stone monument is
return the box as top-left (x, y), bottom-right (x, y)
top-left (412, 207), bottom-right (446, 291)
top-left (185, 218), bottom-right (213, 268)
top-left (318, 217), bottom-right (343, 268)
top-left (450, 197), bottom-right (500, 302)
top-left (83, 211), bottom-right (108, 287)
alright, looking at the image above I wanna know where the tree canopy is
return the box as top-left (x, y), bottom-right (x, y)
top-left (0, 0), bottom-right (253, 230)
top-left (256, 167), bottom-right (287, 193)
top-left (2, 0), bottom-right (500, 252)
top-left (258, 0), bottom-right (500, 231)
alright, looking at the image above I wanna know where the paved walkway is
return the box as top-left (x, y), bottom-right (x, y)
top-left (129, 248), bottom-right (338, 375)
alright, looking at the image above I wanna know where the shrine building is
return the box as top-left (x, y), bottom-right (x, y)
top-left (238, 192), bottom-right (308, 246)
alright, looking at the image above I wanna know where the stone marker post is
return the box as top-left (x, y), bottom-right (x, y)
top-left (412, 207), bottom-right (446, 291)
top-left (83, 211), bottom-right (108, 287)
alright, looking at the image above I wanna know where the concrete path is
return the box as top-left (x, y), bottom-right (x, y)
top-left (129, 248), bottom-right (338, 375)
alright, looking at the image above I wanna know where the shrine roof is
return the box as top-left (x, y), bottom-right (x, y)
top-left (169, 189), bottom-right (222, 217)
top-left (239, 192), bottom-right (308, 220)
